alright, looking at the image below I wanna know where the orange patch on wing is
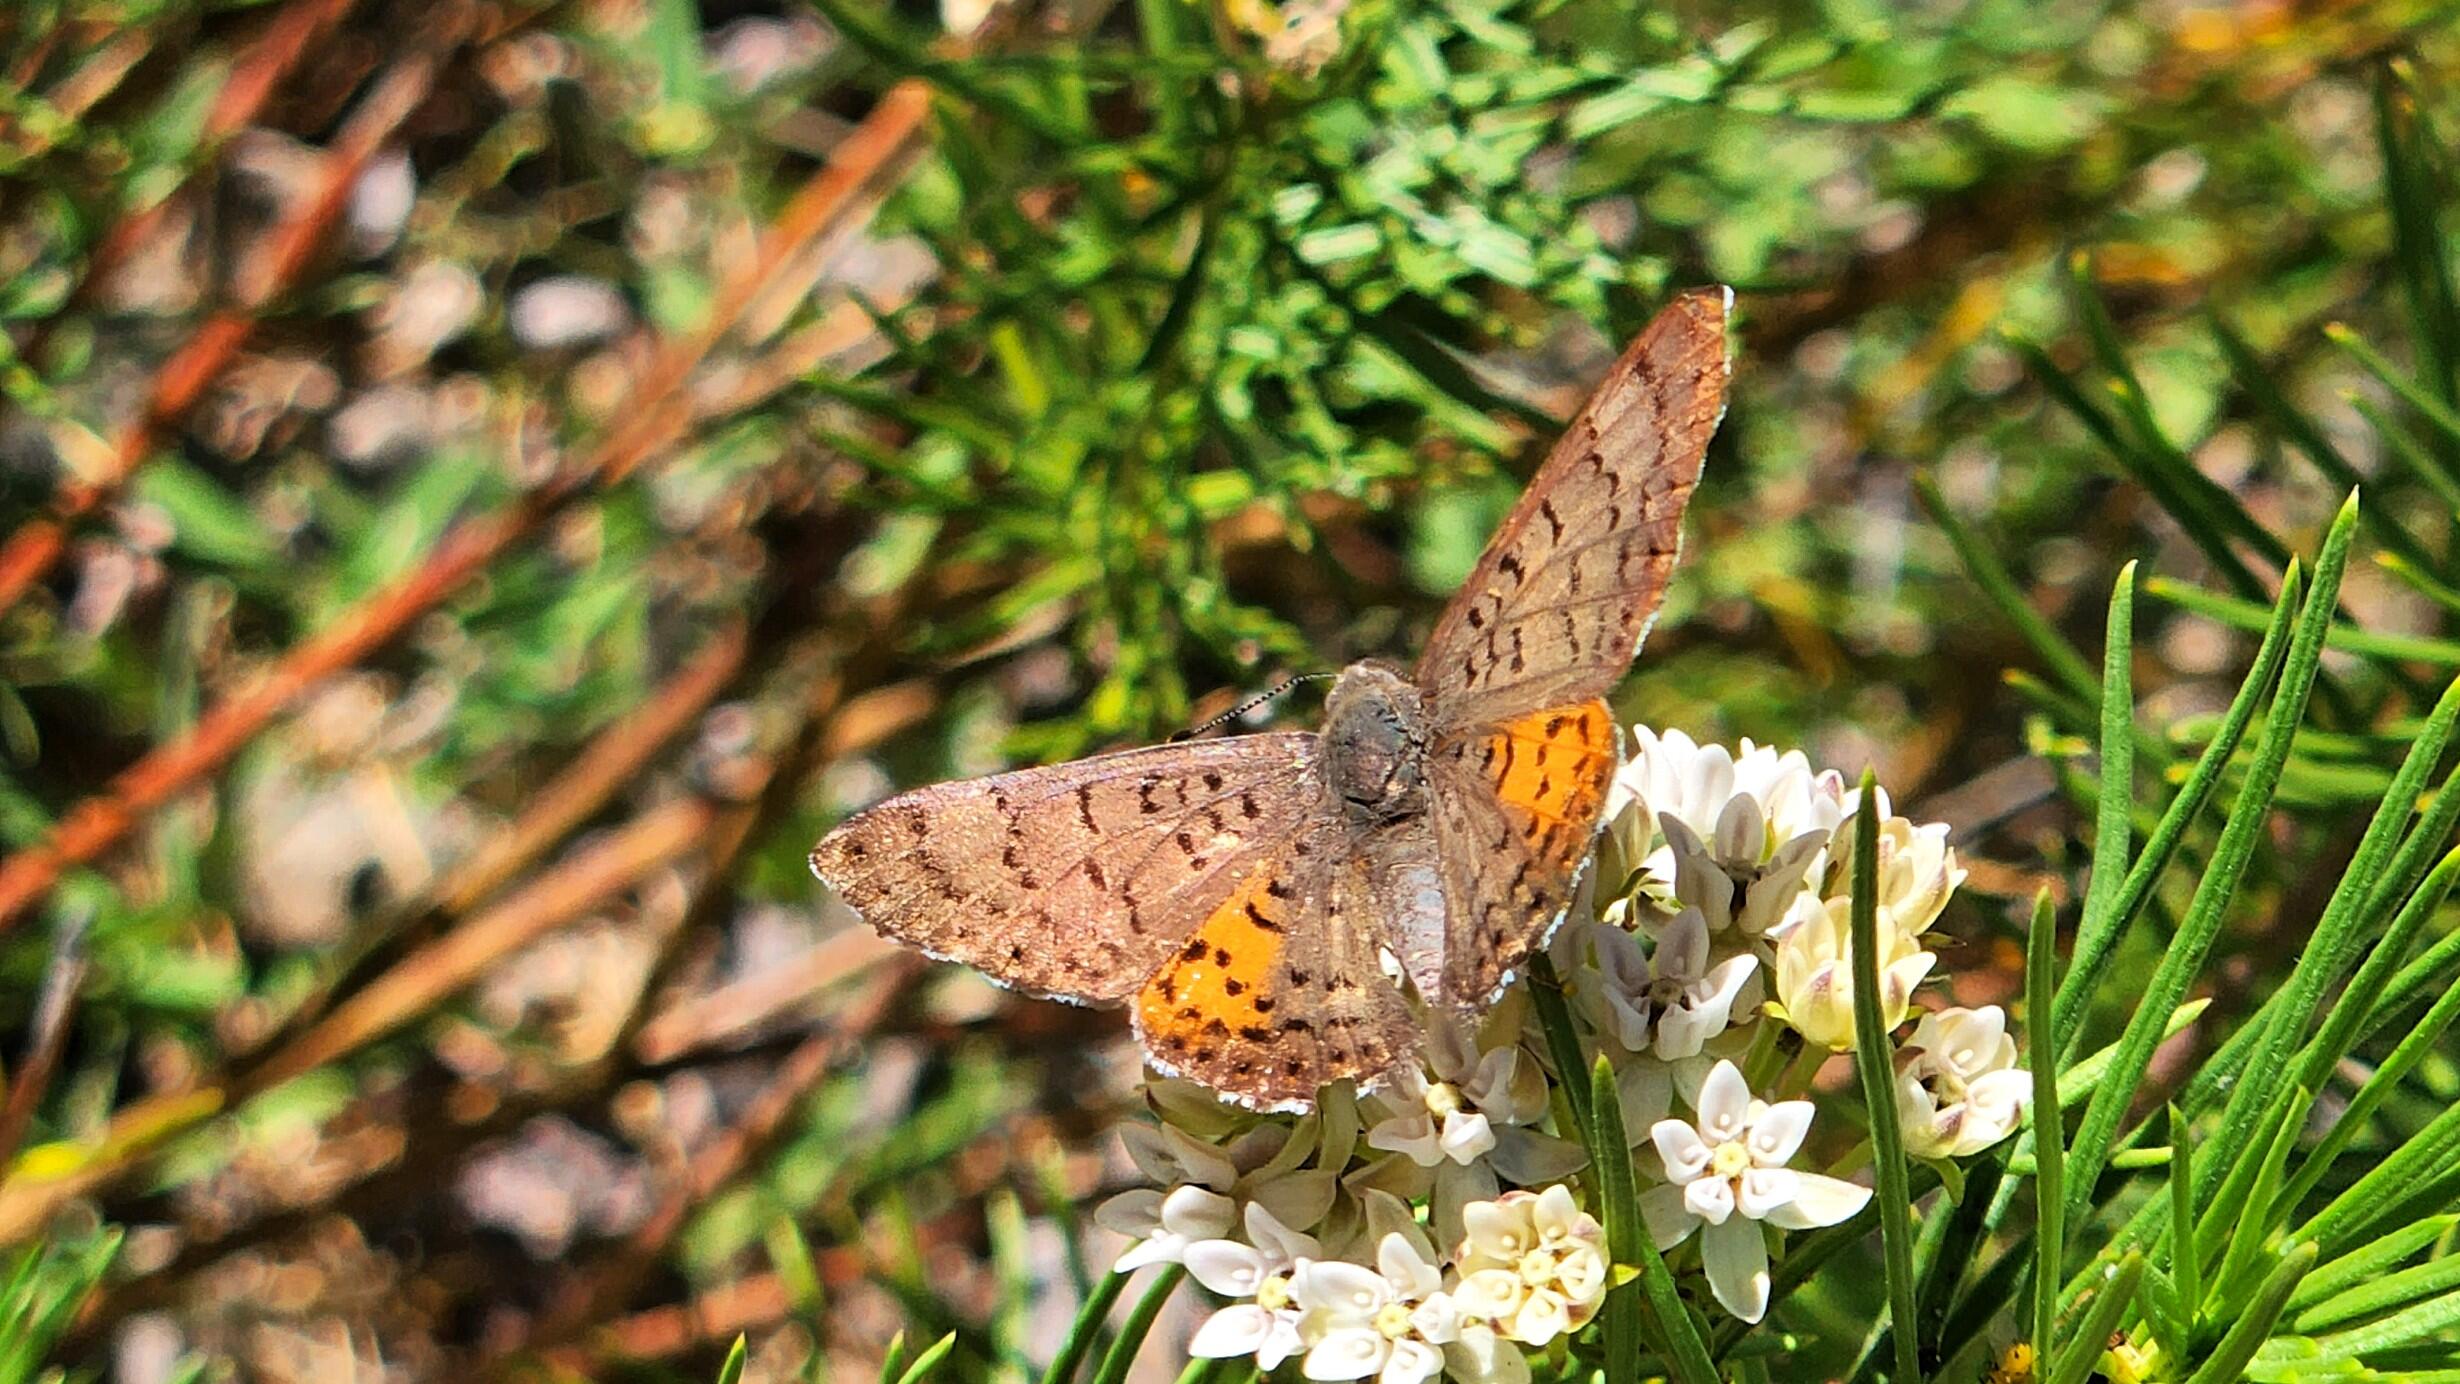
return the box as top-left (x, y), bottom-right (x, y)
top-left (1135, 867), bottom-right (1291, 1071)
top-left (1481, 699), bottom-right (1616, 843)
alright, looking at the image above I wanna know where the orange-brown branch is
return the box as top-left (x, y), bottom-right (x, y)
top-left (0, 19), bottom-right (454, 615)
top-left (0, 80), bottom-right (935, 935)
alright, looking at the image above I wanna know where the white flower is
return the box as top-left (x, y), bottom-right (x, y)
top-left (1287, 1234), bottom-right (1456, 1384)
top-left (1826, 795), bottom-right (1965, 939)
top-left (1444, 1321), bottom-right (1532, 1384)
top-left (1584, 910), bottom-right (1758, 1061)
top-left (1096, 1113), bottom-right (1339, 1268)
top-left (1641, 1060), bottom-right (1872, 1322)
top-left (1451, 1185), bottom-right (1610, 1346)
top-left (1186, 1203), bottom-right (1320, 1369)
top-left (1602, 728), bottom-right (1847, 917)
top-left (1660, 812), bottom-right (1833, 942)
top-left (1769, 893), bottom-right (1936, 1052)
top-left (1102, 1183), bottom-right (1235, 1272)
top-left (1189, 1294), bottom-right (1306, 1370)
top-left (1897, 1006), bottom-right (2034, 1159)
top-left (1363, 1018), bottom-right (1584, 1246)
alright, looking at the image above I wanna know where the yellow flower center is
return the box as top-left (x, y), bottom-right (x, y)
top-left (1710, 1140), bottom-right (1753, 1179)
top-left (1426, 1081), bottom-right (1465, 1118)
top-left (1256, 1274), bottom-right (1291, 1311)
top-left (1518, 1249), bottom-right (1556, 1285)
top-left (1375, 1302), bottom-right (1415, 1339)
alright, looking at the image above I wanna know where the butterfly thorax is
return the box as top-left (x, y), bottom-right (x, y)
top-left (1321, 661), bottom-right (1430, 824)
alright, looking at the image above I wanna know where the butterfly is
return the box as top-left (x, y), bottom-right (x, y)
top-left (811, 288), bottom-right (1731, 1111)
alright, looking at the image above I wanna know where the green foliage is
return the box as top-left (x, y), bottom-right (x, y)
top-left (0, 0), bottom-right (2458, 1380)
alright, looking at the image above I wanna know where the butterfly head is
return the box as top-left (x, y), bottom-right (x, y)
top-left (1321, 660), bottom-right (1429, 824)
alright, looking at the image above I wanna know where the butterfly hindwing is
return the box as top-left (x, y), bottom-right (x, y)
top-left (811, 733), bottom-right (1320, 1005)
top-left (1132, 822), bottom-right (1420, 1110)
top-left (1416, 289), bottom-right (1728, 730)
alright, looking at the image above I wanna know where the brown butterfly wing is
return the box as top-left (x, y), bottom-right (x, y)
top-left (1415, 287), bottom-right (1729, 730)
top-left (1425, 699), bottom-right (1619, 1007)
top-left (1414, 289), bottom-right (1729, 1008)
top-left (1129, 818), bottom-right (1420, 1111)
top-left (810, 733), bottom-right (1320, 1005)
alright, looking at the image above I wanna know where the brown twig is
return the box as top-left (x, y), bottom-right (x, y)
top-left (0, 909), bottom-right (91, 1172)
top-left (238, 798), bottom-right (718, 1098)
top-left (633, 928), bottom-right (899, 1066)
top-left (0, 799), bottom-right (712, 1246)
top-left (541, 1207), bottom-right (975, 1369)
top-left (24, 0), bottom-right (356, 340)
top-left (238, 619), bottom-right (750, 1067)
top-left (440, 618), bottom-right (752, 919)
top-left (518, 960), bottom-right (917, 1359)
top-left (0, 79), bottom-right (936, 935)
top-left (0, 10), bottom-right (457, 617)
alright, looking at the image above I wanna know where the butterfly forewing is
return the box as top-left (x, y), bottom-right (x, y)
top-left (810, 733), bottom-right (1320, 1005)
top-left (1415, 288), bottom-right (1729, 730)
top-left (1425, 698), bottom-right (1619, 1007)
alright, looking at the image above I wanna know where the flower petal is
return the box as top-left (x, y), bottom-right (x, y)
top-left (1702, 1216), bottom-right (1771, 1323)
top-left (1377, 1232), bottom-right (1442, 1302)
top-left (1683, 1173), bottom-right (1737, 1225)
top-left (1454, 1267), bottom-right (1527, 1320)
top-left (1735, 1167), bottom-right (1800, 1221)
top-left (1746, 1099), bottom-right (1814, 1168)
top-left (1158, 1184), bottom-right (1238, 1239)
top-left (1292, 1259), bottom-right (1393, 1318)
top-left (1509, 1287), bottom-right (1573, 1346)
top-left (1184, 1239), bottom-right (1267, 1296)
top-left (1650, 1118), bottom-right (1713, 1182)
top-left (1445, 1322), bottom-right (1532, 1384)
top-left (1763, 1172), bottom-right (1873, 1230)
top-left (1530, 1184), bottom-right (1583, 1244)
top-left (1440, 1110), bottom-right (1498, 1166)
top-left (1301, 1328), bottom-right (1389, 1382)
top-left (1369, 1112), bottom-right (1445, 1169)
top-left (1382, 1339), bottom-right (1445, 1384)
top-left (1461, 1196), bottom-right (1534, 1262)
top-left (1188, 1303), bottom-right (1272, 1358)
top-left (1092, 1188), bottom-right (1162, 1238)
top-left (1695, 1060), bottom-right (1752, 1141)
top-left (1245, 1199), bottom-right (1324, 1268)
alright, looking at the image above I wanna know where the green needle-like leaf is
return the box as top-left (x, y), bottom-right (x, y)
top-left (2079, 564), bottom-right (2137, 942)
top-left (2065, 495), bottom-right (2357, 1229)
top-left (1088, 1267), bottom-right (1184, 1384)
top-left (1588, 1054), bottom-right (1717, 1384)
top-left (2028, 890), bottom-right (2066, 1363)
top-left (2144, 574), bottom-right (2460, 667)
top-left (894, 1333), bottom-right (962, 1384)
top-left (2054, 565), bottom-right (2298, 1051)
top-left (2166, 1104), bottom-right (2198, 1329)
top-left (1040, 1270), bottom-right (1131, 1384)
top-left (2180, 1243), bottom-right (2315, 1384)
top-left (1848, 767), bottom-right (1922, 1384)
top-left (2204, 670), bottom-right (2460, 1200)
top-left (2046, 1251), bottom-right (2143, 1384)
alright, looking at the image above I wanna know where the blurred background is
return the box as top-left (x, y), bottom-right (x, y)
top-left (0, 0), bottom-right (2455, 1377)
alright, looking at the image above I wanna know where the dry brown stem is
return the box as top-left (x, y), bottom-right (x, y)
top-left (0, 79), bottom-right (935, 934)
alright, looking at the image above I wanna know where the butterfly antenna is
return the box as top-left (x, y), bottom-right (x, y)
top-left (1170, 673), bottom-right (1338, 742)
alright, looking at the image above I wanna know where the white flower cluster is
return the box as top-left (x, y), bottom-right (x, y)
top-left (1098, 723), bottom-right (2032, 1372)
top-left (1179, 1187), bottom-right (1606, 1384)
top-left (1571, 726), bottom-right (2029, 1318)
